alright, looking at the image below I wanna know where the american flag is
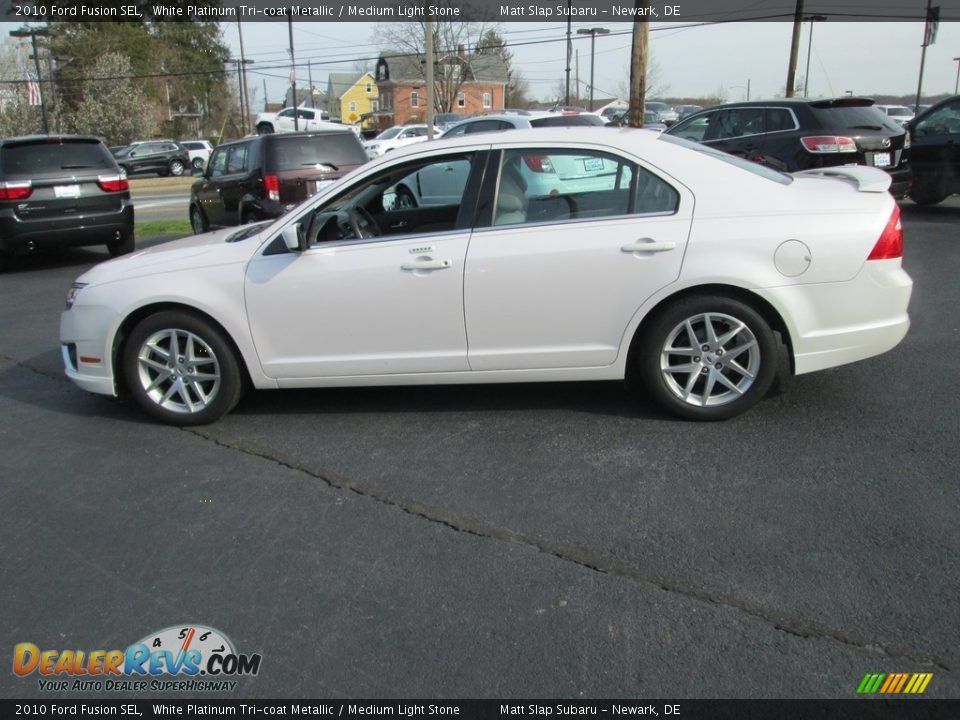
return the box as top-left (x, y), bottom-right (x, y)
top-left (27, 80), bottom-right (41, 106)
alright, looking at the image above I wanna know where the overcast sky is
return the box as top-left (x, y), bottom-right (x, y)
top-left (223, 20), bottom-right (960, 107)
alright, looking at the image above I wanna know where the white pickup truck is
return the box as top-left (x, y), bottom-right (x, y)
top-left (254, 107), bottom-right (345, 134)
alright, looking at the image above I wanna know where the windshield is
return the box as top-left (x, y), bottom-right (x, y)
top-left (530, 114), bottom-right (605, 128)
top-left (376, 127), bottom-right (402, 140)
top-left (1, 139), bottom-right (116, 176)
top-left (887, 107), bottom-right (912, 117)
top-left (266, 134), bottom-right (368, 171)
top-left (659, 134), bottom-right (793, 185)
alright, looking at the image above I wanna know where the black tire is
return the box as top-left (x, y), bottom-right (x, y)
top-left (909, 177), bottom-right (947, 206)
top-left (240, 207), bottom-right (259, 225)
top-left (633, 295), bottom-right (779, 421)
top-left (191, 157), bottom-right (205, 171)
top-left (122, 311), bottom-right (244, 426)
top-left (168, 159), bottom-right (186, 177)
top-left (190, 205), bottom-right (209, 235)
top-left (107, 232), bottom-right (135, 257)
top-left (257, 122), bottom-right (274, 135)
top-left (119, 164), bottom-right (131, 177)
top-left (395, 185), bottom-right (418, 209)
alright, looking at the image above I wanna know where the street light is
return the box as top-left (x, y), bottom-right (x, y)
top-left (803, 15), bottom-right (827, 98)
top-left (730, 80), bottom-right (751, 102)
top-left (9, 26), bottom-right (50, 134)
top-left (576, 27), bottom-right (609, 111)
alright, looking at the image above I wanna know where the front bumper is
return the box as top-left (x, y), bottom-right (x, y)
top-left (60, 304), bottom-right (119, 397)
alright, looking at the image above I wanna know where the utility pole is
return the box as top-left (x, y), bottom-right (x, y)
top-left (802, 15), bottom-right (826, 97)
top-left (564, 1), bottom-right (572, 106)
top-left (785, 0), bottom-right (804, 97)
top-left (307, 60), bottom-right (314, 109)
top-left (10, 26), bottom-right (50, 133)
top-left (263, 79), bottom-right (268, 111)
top-left (954, 57), bottom-right (960, 94)
top-left (628, 17), bottom-right (648, 128)
top-left (288, 15), bottom-right (297, 129)
top-left (237, 21), bottom-right (251, 134)
top-left (915, 0), bottom-right (936, 112)
top-left (425, 18), bottom-right (435, 138)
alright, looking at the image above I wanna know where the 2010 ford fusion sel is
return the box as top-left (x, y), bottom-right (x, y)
top-left (60, 128), bottom-right (912, 425)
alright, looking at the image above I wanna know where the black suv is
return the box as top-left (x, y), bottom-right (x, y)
top-left (189, 130), bottom-right (368, 232)
top-left (666, 98), bottom-right (911, 197)
top-left (906, 95), bottom-right (960, 205)
top-left (112, 140), bottom-right (190, 177)
top-left (0, 135), bottom-right (134, 268)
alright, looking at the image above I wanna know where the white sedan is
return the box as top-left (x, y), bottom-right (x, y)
top-left (61, 127), bottom-right (912, 425)
top-left (362, 125), bottom-right (438, 158)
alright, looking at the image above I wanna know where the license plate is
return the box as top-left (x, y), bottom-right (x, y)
top-left (872, 152), bottom-right (891, 168)
top-left (583, 158), bottom-right (604, 172)
top-left (54, 185), bottom-right (81, 198)
top-left (315, 180), bottom-right (334, 193)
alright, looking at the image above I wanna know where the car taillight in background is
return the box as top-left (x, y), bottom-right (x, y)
top-left (867, 205), bottom-right (903, 260)
top-left (96, 174), bottom-right (129, 192)
top-left (0, 180), bottom-right (33, 200)
top-left (800, 136), bottom-right (858, 153)
top-left (264, 174), bottom-right (280, 201)
top-left (523, 155), bottom-right (555, 173)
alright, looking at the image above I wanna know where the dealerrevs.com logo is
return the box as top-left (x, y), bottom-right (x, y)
top-left (13, 625), bottom-right (262, 692)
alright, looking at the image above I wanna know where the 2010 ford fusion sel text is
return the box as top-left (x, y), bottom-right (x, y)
top-left (60, 127), bottom-right (912, 425)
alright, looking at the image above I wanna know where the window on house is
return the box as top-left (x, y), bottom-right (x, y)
top-left (349, 101), bottom-right (358, 113)
top-left (457, 92), bottom-right (465, 108)
top-left (410, 91), bottom-right (419, 108)
top-left (365, 82), bottom-right (372, 93)
top-left (483, 92), bottom-right (492, 109)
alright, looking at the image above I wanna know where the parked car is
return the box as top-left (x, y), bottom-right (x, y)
top-left (439, 110), bottom-right (606, 137)
top-left (112, 140), bottom-right (191, 177)
top-left (646, 101), bottom-right (679, 125)
top-left (61, 127), bottom-right (911, 426)
top-left (0, 135), bottom-right (133, 268)
top-left (181, 139), bottom-right (214, 171)
top-left (675, 104), bottom-right (704, 120)
top-left (254, 106), bottom-right (338, 134)
top-left (189, 130), bottom-right (368, 232)
top-left (905, 95), bottom-right (960, 205)
top-left (875, 104), bottom-right (914, 127)
top-left (605, 110), bottom-right (668, 131)
top-left (434, 113), bottom-right (465, 133)
top-left (362, 125), bottom-right (437, 158)
top-left (666, 97), bottom-right (912, 198)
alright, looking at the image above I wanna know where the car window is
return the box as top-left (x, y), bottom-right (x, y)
top-left (529, 114), bottom-right (606, 128)
top-left (288, 151), bottom-right (479, 247)
top-left (670, 112), bottom-right (713, 142)
top-left (442, 124), bottom-right (467, 137)
top-left (492, 148), bottom-right (675, 227)
top-left (915, 100), bottom-right (960, 137)
top-left (182, 142), bottom-right (200, 151)
top-left (659, 134), bottom-right (793, 185)
top-left (709, 109), bottom-right (757, 140)
top-left (266, 133), bottom-right (367, 170)
top-left (297, 109), bottom-right (315, 120)
top-left (208, 148), bottom-right (228, 177)
top-left (465, 119), bottom-right (513, 134)
top-left (766, 108), bottom-right (796, 133)
top-left (226, 144), bottom-right (249, 173)
top-left (0, 139), bottom-right (115, 177)
top-left (278, 109), bottom-right (294, 118)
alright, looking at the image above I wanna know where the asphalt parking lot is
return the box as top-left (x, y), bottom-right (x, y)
top-left (1, 200), bottom-right (958, 699)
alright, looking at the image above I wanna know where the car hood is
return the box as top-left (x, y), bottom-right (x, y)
top-left (76, 226), bottom-right (265, 286)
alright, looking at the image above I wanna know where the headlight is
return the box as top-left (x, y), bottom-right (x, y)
top-left (65, 282), bottom-right (87, 310)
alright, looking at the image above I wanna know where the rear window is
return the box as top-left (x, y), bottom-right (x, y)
top-left (811, 105), bottom-right (901, 132)
top-left (530, 114), bottom-right (606, 128)
top-left (266, 133), bottom-right (367, 171)
top-left (659, 134), bottom-right (793, 185)
top-left (182, 141), bottom-right (203, 150)
top-left (0, 139), bottom-right (115, 177)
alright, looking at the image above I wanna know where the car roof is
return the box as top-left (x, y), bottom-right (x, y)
top-left (0, 134), bottom-right (105, 146)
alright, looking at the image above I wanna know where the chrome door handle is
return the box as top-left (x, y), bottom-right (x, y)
top-left (621, 240), bottom-right (676, 253)
top-left (401, 259), bottom-right (452, 271)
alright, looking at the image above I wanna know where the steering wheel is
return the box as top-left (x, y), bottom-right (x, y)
top-left (347, 206), bottom-right (381, 239)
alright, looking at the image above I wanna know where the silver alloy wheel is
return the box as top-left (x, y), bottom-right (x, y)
top-left (169, 160), bottom-right (185, 176)
top-left (135, 328), bottom-right (221, 414)
top-left (660, 312), bottom-right (760, 407)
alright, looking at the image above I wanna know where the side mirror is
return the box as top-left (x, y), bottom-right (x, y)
top-left (281, 224), bottom-right (307, 252)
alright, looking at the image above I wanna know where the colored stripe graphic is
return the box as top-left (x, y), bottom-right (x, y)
top-left (857, 672), bottom-right (933, 694)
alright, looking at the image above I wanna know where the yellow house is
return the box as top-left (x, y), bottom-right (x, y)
top-left (326, 72), bottom-right (379, 127)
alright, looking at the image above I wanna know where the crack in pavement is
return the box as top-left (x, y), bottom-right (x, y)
top-left (187, 426), bottom-right (955, 675)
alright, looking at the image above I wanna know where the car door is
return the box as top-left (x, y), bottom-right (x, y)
top-left (243, 149), bottom-right (489, 380)
top-left (193, 146), bottom-right (229, 226)
top-left (216, 141), bottom-right (255, 225)
top-left (703, 107), bottom-right (766, 161)
top-left (464, 146), bottom-right (693, 371)
top-left (910, 98), bottom-right (960, 194)
top-left (274, 108), bottom-right (296, 132)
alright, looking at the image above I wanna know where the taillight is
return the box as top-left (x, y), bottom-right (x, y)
top-left (264, 174), bottom-right (280, 201)
top-left (522, 155), bottom-right (554, 173)
top-left (867, 205), bottom-right (903, 260)
top-left (904, 132), bottom-right (911, 150)
top-left (97, 174), bottom-right (128, 192)
top-left (0, 180), bottom-right (32, 200)
top-left (800, 136), bottom-right (857, 153)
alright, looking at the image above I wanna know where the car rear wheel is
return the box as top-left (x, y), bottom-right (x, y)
top-left (191, 157), bottom-right (205, 171)
top-left (107, 232), bottom-right (135, 257)
top-left (909, 177), bottom-right (947, 206)
top-left (168, 160), bottom-right (186, 177)
top-left (122, 311), bottom-right (244, 426)
top-left (634, 295), bottom-right (778, 420)
top-left (257, 122), bottom-right (274, 134)
top-left (190, 206), bottom-right (209, 235)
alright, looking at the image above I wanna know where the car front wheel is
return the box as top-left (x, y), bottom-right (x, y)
top-left (635, 295), bottom-right (778, 420)
top-left (257, 123), bottom-right (274, 134)
top-left (122, 311), bottom-right (244, 426)
top-left (168, 159), bottom-right (186, 176)
top-left (190, 206), bottom-right (209, 234)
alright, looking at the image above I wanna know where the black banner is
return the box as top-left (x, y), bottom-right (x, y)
top-left (2, 700), bottom-right (960, 719)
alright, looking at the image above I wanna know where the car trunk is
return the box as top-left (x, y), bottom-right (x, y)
top-left (264, 133), bottom-right (368, 205)
top-left (810, 100), bottom-right (908, 170)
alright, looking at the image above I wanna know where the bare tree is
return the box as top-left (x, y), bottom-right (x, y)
top-left (618, 57), bottom-right (669, 102)
top-left (373, 19), bottom-right (498, 113)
